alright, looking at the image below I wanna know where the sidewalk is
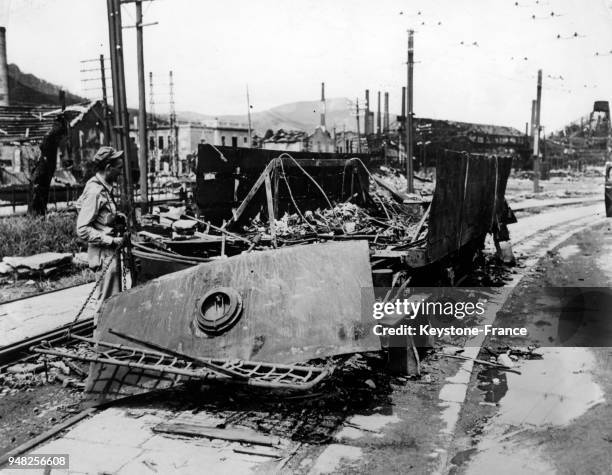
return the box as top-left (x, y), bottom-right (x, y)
top-left (0, 283), bottom-right (95, 347)
top-left (510, 195), bottom-right (601, 211)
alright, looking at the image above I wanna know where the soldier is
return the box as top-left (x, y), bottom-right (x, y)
top-left (76, 146), bottom-right (126, 303)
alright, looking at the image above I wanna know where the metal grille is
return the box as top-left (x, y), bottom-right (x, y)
top-left (32, 336), bottom-right (330, 395)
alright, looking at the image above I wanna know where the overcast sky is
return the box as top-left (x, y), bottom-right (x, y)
top-left (1, 0), bottom-right (612, 131)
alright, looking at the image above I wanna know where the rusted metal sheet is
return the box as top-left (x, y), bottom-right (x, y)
top-left (95, 240), bottom-right (377, 365)
top-left (425, 152), bottom-right (512, 263)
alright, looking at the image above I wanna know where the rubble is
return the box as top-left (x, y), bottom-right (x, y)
top-left (137, 166), bottom-right (428, 257)
top-left (2, 252), bottom-right (72, 271)
top-left (106, 352), bottom-right (394, 445)
top-left (1, 344), bottom-right (90, 391)
top-left (242, 198), bottom-right (421, 248)
top-left (373, 165), bottom-right (435, 198)
top-left (0, 252), bottom-right (73, 279)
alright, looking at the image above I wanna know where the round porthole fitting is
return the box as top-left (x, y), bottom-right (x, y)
top-left (196, 287), bottom-right (243, 336)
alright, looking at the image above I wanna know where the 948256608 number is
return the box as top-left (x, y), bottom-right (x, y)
top-left (7, 454), bottom-right (69, 469)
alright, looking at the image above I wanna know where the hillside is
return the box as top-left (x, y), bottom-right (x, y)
top-left (177, 97), bottom-right (379, 134)
top-left (8, 63), bottom-right (86, 106)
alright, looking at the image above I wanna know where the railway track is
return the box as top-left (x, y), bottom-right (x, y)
top-left (0, 318), bottom-right (94, 369)
top-left (0, 281), bottom-right (94, 306)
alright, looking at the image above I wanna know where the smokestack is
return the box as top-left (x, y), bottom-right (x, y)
top-left (401, 87), bottom-right (406, 118)
top-left (530, 99), bottom-right (536, 144)
top-left (365, 89), bottom-right (370, 135)
top-left (320, 82), bottom-right (326, 127)
top-left (0, 27), bottom-right (9, 106)
top-left (377, 91), bottom-right (381, 135)
top-left (384, 92), bottom-right (389, 133)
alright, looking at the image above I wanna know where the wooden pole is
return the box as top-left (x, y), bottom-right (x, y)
top-left (169, 70), bottom-right (178, 175)
top-left (356, 98), bottom-right (361, 153)
top-left (246, 85), bottom-right (252, 147)
top-left (149, 71), bottom-right (159, 173)
top-left (136, 0), bottom-right (149, 211)
top-left (107, 0), bottom-right (134, 215)
top-left (99, 54), bottom-right (112, 145)
top-left (106, 0), bottom-right (120, 149)
top-left (533, 70), bottom-right (542, 193)
top-left (406, 30), bottom-right (415, 193)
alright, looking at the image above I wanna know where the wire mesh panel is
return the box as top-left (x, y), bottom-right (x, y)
top-left (32, 337), bottom-right (330, 400)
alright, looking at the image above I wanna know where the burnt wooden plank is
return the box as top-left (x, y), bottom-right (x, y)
top-left (153, 422), bottom-right (281, 446)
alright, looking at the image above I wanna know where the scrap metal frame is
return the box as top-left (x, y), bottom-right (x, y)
top-left (32, 336), bottom-right (331, 392)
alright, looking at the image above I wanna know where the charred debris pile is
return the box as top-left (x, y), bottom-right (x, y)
top-left (136, 160), bottom-right (434, 263)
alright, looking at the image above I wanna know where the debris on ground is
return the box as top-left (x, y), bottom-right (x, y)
top-left (1, 343), bottom-right (90, 393)
top-left (115, 352), bottom-right (396, 445)
top-left (242, 199), bottom-right (421, 248)
top-left (373, 166), bottom-right (435, 196)
top-left (0, 252), bottom-right (73, 279)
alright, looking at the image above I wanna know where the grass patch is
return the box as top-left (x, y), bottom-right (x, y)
top-left (0, 213), bottom-right (94, 302)
top-left (0, 212), bottom-right (84, 258)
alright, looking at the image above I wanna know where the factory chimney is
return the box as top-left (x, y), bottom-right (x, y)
top-left (365, 89), bottom-right (370, 135)
top-left (320, 82), bottom-right (326, 127)
top-left (377, 91), bottom-right (381, 135)
top-left (0, 27), bottom-right (9, 106)
top-left (383, 92), bottom-right (389, 133)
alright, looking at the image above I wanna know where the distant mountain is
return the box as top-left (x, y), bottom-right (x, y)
top-left (177, 97), bottom-right (382, 135)
top-left (8, 64), bottom-right (87, 106)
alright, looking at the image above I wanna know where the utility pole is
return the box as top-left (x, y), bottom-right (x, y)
top-left (406, 29), bottom-right (415, 193)
top-left (149, 71), bottom-right (159, 172)
top-left (136, 0), bottom-right (148, 211)
top-left (333, 126), bottom-right (337, 152)
top-left (246, 85), bottom-right (252, 147)
top-left (169, 70), bottom-right (178, 175)
top-left (533, 70), bottom-right (542, 193)
top-left (80, 56), bottom-right (112, 144)
top-left (107, 0), bottom-right (134, 215)
top-left (356, 98), bottom-right (361, 153)
top-left (99, 55), bottom-right (112, 143)
top-left (320, 82), bottom-right (326, 127)
top-left (530, 100), bottom-right (536, 143)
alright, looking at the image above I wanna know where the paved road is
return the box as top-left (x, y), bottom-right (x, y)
top-left (446, 216), bottom-right (612, 474)
top-left (509, 195), bottom-right (600, 211)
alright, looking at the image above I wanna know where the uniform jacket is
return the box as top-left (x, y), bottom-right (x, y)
top-left (76, 174), bottom-right (118, 269)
